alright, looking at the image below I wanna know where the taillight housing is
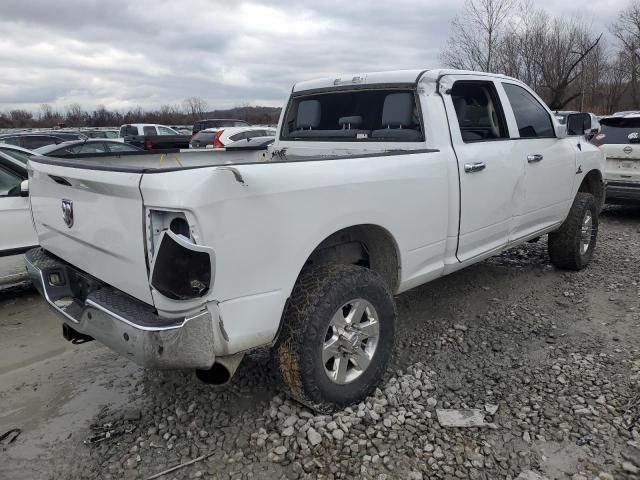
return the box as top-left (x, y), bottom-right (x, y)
top-left (213, 130), bottom-right (225, 148)
top-left (150, 231), bottom-right (213, 300)
top-left (146, 209), bottom-right (215, 301)
top-left (144, 139), bottom-right (153, 150)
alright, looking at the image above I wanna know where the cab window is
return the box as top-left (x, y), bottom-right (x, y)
top-left (281, 88), bottom-right (424, 142)
top-left (451, 81), bottom-right (508, 142)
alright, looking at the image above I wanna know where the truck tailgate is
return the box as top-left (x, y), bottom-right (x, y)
top-left (29, 159), bottom-right (153, 304)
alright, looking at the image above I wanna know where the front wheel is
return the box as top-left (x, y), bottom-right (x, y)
top-left (274, 264), bottom-right (396, 413)
top-left (548, 192), bottom-right (598, 270)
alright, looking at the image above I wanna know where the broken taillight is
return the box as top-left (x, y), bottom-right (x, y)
top-left (150, 231), bottom-right (214, 300)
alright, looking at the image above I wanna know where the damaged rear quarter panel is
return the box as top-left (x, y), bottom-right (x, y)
top-left (139, 153), bottom-right (449, 353)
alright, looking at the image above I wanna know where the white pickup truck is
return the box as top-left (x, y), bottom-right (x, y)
top-left (25, 69), bottom-right (604, 411)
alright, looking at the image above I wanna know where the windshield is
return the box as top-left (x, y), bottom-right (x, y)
top-left (0, 147), bottom-right (32, 164)
top-left (281, 88), bottom-right (425, 142)
top-left (591, 117), bottom-right (640, 146)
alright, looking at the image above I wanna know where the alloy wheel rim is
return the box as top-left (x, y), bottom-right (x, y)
top-left (580, 211), bottom-right (593, 255)
top-left (322, 298), bottom-right (380, 385)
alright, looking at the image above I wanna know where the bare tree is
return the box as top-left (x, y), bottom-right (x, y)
top-left (535, 18), bottom-right (602, 109)
top-left (182, 96), bottom-right (209, 120)
top-left (441, 0), bottom-right (517, 72)
top-left (611, 1), bottom-right (640, 106)
top-left (601, 54), bottom-right (629, 113)
top-left (65, 103), bottom-right (85, 126)
top-left (496, 1), bottom-right (547, 89)
top-left (9, 110), bottom-right (33, 128)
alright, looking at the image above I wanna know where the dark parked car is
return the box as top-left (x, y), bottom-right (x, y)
top-left (0, 134), bottom-right (68, 150)
top-left (118, 124), bottom-right (191, 150)
top-left (34, 139), bottom-right (142, 157)
top-left (192, 119), bottom-right (250, 135)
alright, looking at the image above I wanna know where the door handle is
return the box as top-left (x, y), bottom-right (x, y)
top-left (464, 162), bottom-right (486, 173)
top-left (527, 154), bottom-right (543, 163)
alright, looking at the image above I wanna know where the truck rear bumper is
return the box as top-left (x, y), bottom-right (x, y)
top-left (25, 248), bottom-right (216, 369)
top-left (606, 181), bottom-right (640, 203)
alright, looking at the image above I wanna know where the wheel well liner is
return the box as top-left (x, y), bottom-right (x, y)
top-left (299, 224), bottom-right (401, 293)
top-left (578, 169), bottom-right (604, 210)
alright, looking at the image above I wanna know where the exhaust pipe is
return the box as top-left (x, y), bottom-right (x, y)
top-left (195, 352), bottom-right (245, 385)
top-left (62, 324), bottom-right (94, 344)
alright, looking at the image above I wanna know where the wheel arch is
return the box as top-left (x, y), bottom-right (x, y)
top-left (578, 169), bottom-right (605, 211)
top-left (294, 224), bottom-right (401, 294)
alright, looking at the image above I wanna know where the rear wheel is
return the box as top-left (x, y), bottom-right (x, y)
top-left (274, 264), bottom-right (396, 412)
top-left (548, 192), bottom-right (598, 270)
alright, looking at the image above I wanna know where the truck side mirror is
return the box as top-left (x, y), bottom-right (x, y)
top-left (20, 179), bottom-right (29, 197)
top-left (566, 113), bottom-right (595, 136)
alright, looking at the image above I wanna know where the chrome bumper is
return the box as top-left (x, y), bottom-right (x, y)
top-left (25, 248), bottom-right (216, 369)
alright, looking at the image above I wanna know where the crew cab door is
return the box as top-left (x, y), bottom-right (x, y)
top-left (441, 76), bottom-right (524, 262)
top-left (499, 82), bottom-right (576, 239)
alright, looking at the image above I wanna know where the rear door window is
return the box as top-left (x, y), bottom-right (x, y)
top-left (502, 83), bottom-right (555, 138)
top-left (450, 81), bottom-right (508, 142)
top-left (229, 132), bottom-right (249, 142)
top-left (78, 142), bottom-right (108, 154)
top-left (120, 126), bottom-right (138, 136)
top-left (157, 126), bottom-right (176, 135)
top-left (591, 117), bottom-right (640, 146)
top-left (143, 126), bottom-right (157, 136)
top-left (281, 88), bottom-right (425, 142)
top-left (23, 136), bottom-right (58, 149)
top-left (107, 142), bottom-right (139, 152)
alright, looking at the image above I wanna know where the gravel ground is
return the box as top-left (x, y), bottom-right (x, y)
top-left (1, 206), bottom-right (639, 480)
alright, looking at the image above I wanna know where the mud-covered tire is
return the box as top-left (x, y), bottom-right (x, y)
top-left (274, 264), bottom-right (396, 413)
top-left (548, 192), bottom-right (598, 270)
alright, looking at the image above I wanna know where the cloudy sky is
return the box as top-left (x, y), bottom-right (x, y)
top-left (0, 0), bottom-right (626, 113)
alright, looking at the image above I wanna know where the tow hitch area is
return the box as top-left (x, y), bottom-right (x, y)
top-left (62, 323), bottom-right (94, 344)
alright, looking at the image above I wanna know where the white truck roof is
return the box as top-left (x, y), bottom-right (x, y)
top-left (292, 68), bottom-right (520, 93)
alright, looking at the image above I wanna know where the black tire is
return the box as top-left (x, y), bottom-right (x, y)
top-left (548, 192), bottom-right (598, 270)
top-left (274, 264), bottom-right (396, 413)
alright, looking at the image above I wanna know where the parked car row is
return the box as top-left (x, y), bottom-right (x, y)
top-left (35, 139), bottom-right (142, 157)
top-left (0, 131), bottom-right (87, 150)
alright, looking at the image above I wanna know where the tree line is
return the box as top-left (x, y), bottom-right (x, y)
top-left (442, 0), bottom-right (640, 113)
top-left (0, 98), bottom-right (281, 129)
top-left (3, 0), bottom-right (640, 128)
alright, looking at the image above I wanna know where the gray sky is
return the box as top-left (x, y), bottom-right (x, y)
top-left (0, 0), bottom-right (625, 112)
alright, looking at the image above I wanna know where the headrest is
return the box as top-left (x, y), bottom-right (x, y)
top-left (296, 100), bottom-right (321, 129)
top-left (338, 116), bottom-right (362, 129)
top-left (381, 93), bottom-right (414, 128)
top-left (464, 86), bottom-right (489, 107)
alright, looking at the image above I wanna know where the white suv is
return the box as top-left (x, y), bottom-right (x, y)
top-left (591, 114), bottom-right (640, 203)
top-left (190, 127), bottom-right (276, 149)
